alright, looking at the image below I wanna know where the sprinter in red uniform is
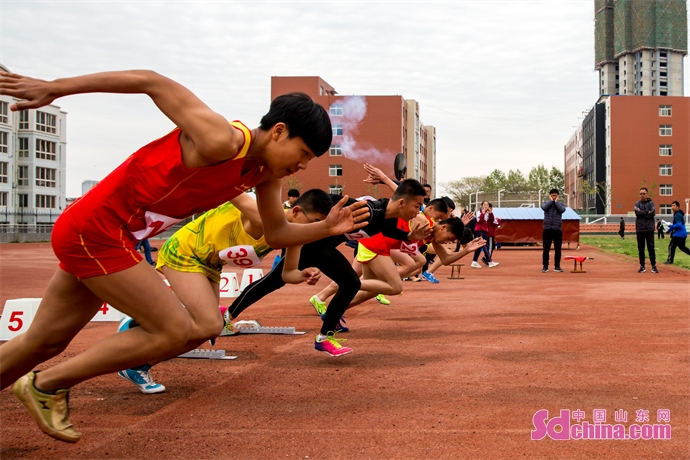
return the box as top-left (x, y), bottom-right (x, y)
top-left (0, 69), bottom-right (368, 442)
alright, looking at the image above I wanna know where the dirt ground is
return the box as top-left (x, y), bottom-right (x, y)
top-left (0, 241), bottom-right (688, 459)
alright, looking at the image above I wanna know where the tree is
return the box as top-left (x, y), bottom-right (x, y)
top-left (547, 167), bottom-right (564, 194)
top-left (527, 164), bottom-right (550, 195)
top-left (505, 169), bottom-right (528, 192)
top-left (441, 176), bottom-right (486, 207)
top-left (483, 169), bottom-right (507, 193)
top-left (283, 177), bottom-right (303, 192)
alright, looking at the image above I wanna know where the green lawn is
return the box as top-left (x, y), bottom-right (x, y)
top-left (580, 235), bottom-right (690, 270)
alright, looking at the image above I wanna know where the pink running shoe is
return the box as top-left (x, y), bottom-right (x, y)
top-left (314, 333), bottom-right (353, 357)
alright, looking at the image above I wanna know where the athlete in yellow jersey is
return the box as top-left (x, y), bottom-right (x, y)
top-left (156, 200), bottom-right (273, 285)
top-left (116, 190), bottom-right (333, 394)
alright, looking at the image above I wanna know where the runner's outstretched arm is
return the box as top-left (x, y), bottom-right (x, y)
top-left (432, 237), bottom-right (486, 265)
top-left (256, 179), bottom-right (370, 248)
top-left (0, 70), bottom-right (241, 164)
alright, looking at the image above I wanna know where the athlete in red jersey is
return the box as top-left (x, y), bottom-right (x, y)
top-left (0, 69), bottom-right (369, 442)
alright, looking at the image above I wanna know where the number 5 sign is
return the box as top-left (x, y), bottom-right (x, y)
top-left (0, 298), bottom-right (42, 341)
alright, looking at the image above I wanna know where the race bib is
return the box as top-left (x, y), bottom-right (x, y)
top-left (399, 241), bottom-right (419, 256)
top-left (344, 229), bottom-right (372, 241)
top-left (130, 211), bottom-right (183, 240)
top-left (219, 245), bottom-right (262, 268)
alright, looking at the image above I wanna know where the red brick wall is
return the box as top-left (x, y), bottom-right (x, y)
top-left (271, 77), bottom-right (405, 200)
top-left (610, 96), bottom-right (689, 214)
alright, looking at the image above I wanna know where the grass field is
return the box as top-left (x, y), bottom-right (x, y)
top-left (581, 235), bottom-right (690, 270)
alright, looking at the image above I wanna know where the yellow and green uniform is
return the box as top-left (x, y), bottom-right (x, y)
top-left (157, 201), bottom-right (272, 284)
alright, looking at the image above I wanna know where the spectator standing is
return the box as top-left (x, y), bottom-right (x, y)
top-left (283, 188), bottom-right (300, 209)
top-left (664, 201), bottom-right (690, 264)
top-left (135, 239), bottom-right (155, 267)
top-left (541, 188), bottom-right (565, 273)
top-left (634, 187), bottom-right (657, 273)
top-left (470, 201), bottom-right (497, 268)
top-left (422, 184), bottom-right (432, 206)
top-left (618, 217), bottom-right (625, 239)
top-left (656, 219), bottom-right (665, 239)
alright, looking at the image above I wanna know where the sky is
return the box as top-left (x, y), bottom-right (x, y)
top-left (1, 0), bottom-right (688, 197)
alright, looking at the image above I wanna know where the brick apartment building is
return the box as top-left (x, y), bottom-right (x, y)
top-left (565, 95), bottom-right (689, 216)
top-left (271, 77), bottom-right (436, 201)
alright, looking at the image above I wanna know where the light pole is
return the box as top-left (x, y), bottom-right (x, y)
top-left (498, 189), bottom-right (505, 208)
top-left (475, 190), bottom-right (483, 211)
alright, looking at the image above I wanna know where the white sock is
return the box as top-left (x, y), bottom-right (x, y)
top-left (317, 334), bottom-right (328, 342)
top-left (314, 295), bottom-right (323, 303)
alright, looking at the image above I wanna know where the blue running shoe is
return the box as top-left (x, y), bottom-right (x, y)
top-left (271, 254), bottom-right (282, 271)
top-left (117, 365), bottom-right (165, 394)
top-left (117, 316), bottom-right (139, 332)
top-left (320, 312), bottom-right (349, 333)
top-left (421, 271), bottom-right (440, 284)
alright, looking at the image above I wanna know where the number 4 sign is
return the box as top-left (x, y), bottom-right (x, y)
top-left (0, 298), bottom-right (42, 341)
top-left (91, 303), bottom-right (124, 322)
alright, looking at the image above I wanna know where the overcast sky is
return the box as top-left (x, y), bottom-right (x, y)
top-left (2, 1), bottom-right (688, 197)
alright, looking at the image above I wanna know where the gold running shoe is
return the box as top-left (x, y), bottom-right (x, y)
top-left (13, 371), bottom-right (81, 442)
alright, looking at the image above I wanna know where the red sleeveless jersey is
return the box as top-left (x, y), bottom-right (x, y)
top-left (53, 121), bottom-right (265, 278)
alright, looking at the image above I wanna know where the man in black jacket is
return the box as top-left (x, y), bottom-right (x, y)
top-left (634, 187), bottom-right (657, 273)
top-left (541, 188), bottom-right (566, 273)
top-left (619, 217), bottom-right (625, 239)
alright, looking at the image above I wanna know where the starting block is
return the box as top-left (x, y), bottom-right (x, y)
top-left (0, 298), bottom-right (41, 341)
top-left (564, 255), bottom-right (594, 273)
top-left (239, 269), bottom-right (264, 292)
top-left (448, 264), bottom-right (465, 280)
top-left (177, 349), bottom-right (237, 360)
top-left (227, 319), bottom-right (305, 335)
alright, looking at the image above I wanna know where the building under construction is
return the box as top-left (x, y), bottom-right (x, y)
top-left (595, 0), bottom-right (687, 96)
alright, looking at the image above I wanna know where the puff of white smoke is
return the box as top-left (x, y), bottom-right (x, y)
top-left (333, 96), bottom-right (393, 164)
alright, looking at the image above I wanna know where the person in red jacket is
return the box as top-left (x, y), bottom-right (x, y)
top-left (471, 201), bottom-right (498, 268)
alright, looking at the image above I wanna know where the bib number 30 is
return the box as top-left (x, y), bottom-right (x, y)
top-left (219, 245), bottom-right (261, 268)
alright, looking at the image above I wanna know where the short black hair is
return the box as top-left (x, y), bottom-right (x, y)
top-left (293, 189), bottom-right (333, 216)
top-left (287, 188), bottom-right (300, 198)
top-left (640, 187), bottom-right (648, 192)
top-left (549, 188), bottom-right (560, 195)
top-left (438, 217), bottom-right (465, 238)
top-left (423, 184), bottom-right (432, 190)
top-left (260, 92), bottom-right (332, 157)
top-left (460, 227), bottom-right (474, 244)
top-left (392, 179), bottom-right (426, 201)
top-left (441, 196), bottom-right (456, 210)
top-left (427, 198), bottom-right (449, 214)
top-left (672, 200), bottom-right (680, 207)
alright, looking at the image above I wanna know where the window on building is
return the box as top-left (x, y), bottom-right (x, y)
top-left (659, 125), bottom-right (672, 136)
top-left (659, 204), bottom-right (672, 214)
top-left (659, 105), bottom-right (672, 116)
top-left (329, 185), bottom-right (343, 195)
top-left (18, 194), bottom-right (28, 208)
top-left (36, 167), bottom-right (57, 187)
top-left (0, 101), bottom-right (8, 124)
top-left (0, 131), bottom-right (7, 153)
top-left (18, 165), bottom-right (28, 186)
top-left (659, 145), bottom-right (672, 156)
top-left (329, 144), bottom-right (342, 156)
top-left (36, 111), bottom-right (57, 133)
top-left (19, 110), bottom-right (29, 129)
top-left (329, 103), bottom-right (343, 116)
top-left (18, 137), bottom-right (29, 157)
top-left (659, 164), bottom-right (672, 176)
top-left (0, 191), bottom-right (7, 206)
top-left (659, 184), bottom-right (672, 196)
top-left (35, 194), bottom-right (56, 209)
top-left (329, 165), bottom-right (342, 176)
top-left (319, 86), bottom-right (324, 96)
top-left (36, 139), bottom-right (57, 160)
top-left (0, 161), bottom-right (7, 183)
top-left (332, 124), bottom-right (342, 136)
